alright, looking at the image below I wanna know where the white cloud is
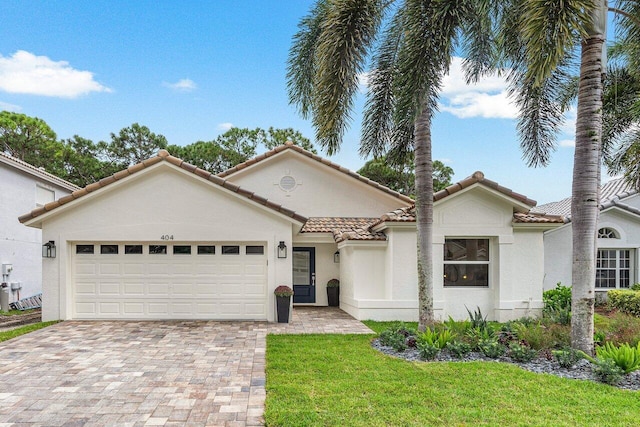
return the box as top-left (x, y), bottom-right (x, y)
top-left (163, 78), bottom-right (197, 92)
top-left (0, 50), bottom-right (111, 98)
top-left (439, 57), bottom-right (516, 119)
top-left (0, 101), bottom-right (21, 112)
top-left (357, 72), bottom-right (370, 93)
top-left (217, 122), bottom-right (234, 131)
top-left (438, 158), bottom-right (453, 164)
top-left (559, 139), bottom-right (575, 147)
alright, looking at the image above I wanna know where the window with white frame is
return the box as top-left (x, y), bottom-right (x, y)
top-left (596, 249), bottom-right (632, 289)
top-left (443, 239), bottom-right (489, 287)
top-left (598, 227), bottom-right (619, 239)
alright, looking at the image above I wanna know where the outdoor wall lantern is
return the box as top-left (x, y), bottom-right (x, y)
top-left (42, 241), bottom-right (56, 258)
top-left (277, 241), bottom-right (288, 259)
top-left (334, 250), bottom-right (340, 263)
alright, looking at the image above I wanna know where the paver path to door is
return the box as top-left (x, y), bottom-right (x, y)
top-left (0, 307), bottom-right (372, 426)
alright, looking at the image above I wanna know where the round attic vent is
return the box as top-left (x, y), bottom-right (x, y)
top-left (279, 175), bottom-right (297, 192)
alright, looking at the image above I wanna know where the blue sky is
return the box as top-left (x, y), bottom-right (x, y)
top-left (0, 1), bottom-right (610, 204)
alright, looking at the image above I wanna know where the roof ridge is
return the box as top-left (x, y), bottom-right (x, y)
top-left (217, 142), bottom-right (415, 205)
top-left (0, 151), bottom-right (81, 191)
top-left (19, 149), bottom-right (308, 225)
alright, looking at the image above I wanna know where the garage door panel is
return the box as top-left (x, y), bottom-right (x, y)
top-left (72, 242), bottom-right (267, 320)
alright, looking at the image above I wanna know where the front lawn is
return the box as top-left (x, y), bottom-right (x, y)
top-left (0, 321), bottom-right (59, 343)
top-left (265, 333), bottom-right (640, 426)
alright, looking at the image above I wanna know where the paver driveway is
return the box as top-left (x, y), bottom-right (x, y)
top-left (0, 308), bottom-right (372, 426)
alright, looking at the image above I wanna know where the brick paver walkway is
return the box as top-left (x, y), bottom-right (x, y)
top-left (0, 307), bottom-right (372, 426)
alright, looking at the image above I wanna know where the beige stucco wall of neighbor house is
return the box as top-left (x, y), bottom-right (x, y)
top-left (224, 151), bottom-right (410, 218)
top-left (341, 185), bottom-right (547, 322)
top-left (36, 163), bottom-right (295, 322)
top-left (543, 208), bottom-right (640, 292)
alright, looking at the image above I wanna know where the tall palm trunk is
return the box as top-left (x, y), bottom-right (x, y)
top-left (571, 2), bottom-right (607, 354)
top-left (414, 105), bottom-right (435, 332)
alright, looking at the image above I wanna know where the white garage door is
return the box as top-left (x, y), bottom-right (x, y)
top-left (72, 242), bottom-right (267, 320)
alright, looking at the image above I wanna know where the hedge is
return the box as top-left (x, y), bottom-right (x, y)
top-left (608, 290), bottom-right (640, 317)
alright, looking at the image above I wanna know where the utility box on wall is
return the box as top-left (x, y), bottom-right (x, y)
top-left (10, 282), bottom-right (21, 291)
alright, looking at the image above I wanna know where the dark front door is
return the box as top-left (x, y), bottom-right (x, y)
top-left (293, 247), bottom-right (315, 303)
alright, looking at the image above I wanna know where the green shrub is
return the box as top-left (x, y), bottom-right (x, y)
top-left (466, 326), bottom-right (494, 351)
top-left (379, 329), bottom-right (407, 352)
top-left (509, 342), bottom-right (538, 363)
top-left (630, 283), bottom-right (640, 291)
top-left (444, 316), bottom-right (471, 336)
top-left (417, 342), bottom-right (440, 360)
top-left (466, 306), bottom-right (489, 331)
top-left (596, 342), bottom-right (640, 374)
top-left (553, 348), bottom-right (583, 368)
top-left (604, 312), bottom-right (640, 347)
top-left (593, 359), bottom-right (624, 385)
top-left (417, 328), bottom-right (455, 349)
top-left (608, 289), bottom-right (640, 317)
top-left (446, 341), bottom-right (472, 358)
top-left (513, 322), bottom-right (547, 350)
top-left (478, 338), bottom-right (506, 359)
top-left (543, 283), bottom-right (572, 325)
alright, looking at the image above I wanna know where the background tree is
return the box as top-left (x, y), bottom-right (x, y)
top-left (104, 123), bottom-right (168, 168)
top-left (59, 136), bottom-right (117, 187)
top-left (358, 156), bottom-right (453, 196)
top-left (0, 111), bottom-right (66, 176)
top-left (288, 0), bottom-right (493, 330)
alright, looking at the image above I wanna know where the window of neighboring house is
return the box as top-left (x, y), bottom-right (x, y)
top-left (596, 249), bottom-right (631, 289)
top-left (443, 239), bottom-right (490, 287)
top-left (598, 227), bottom-right (619, 239)
top-left (35, 185), bottom-right (55, 207)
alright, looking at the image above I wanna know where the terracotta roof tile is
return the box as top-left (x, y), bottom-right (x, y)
top-left (512, 212), bottom-right (566, 224)
top-left (434, 171), bottom-right (537, 206)
top-left (217, 141), bottom-right (414, 205)
top-left (19, 150), bottom-right (308, 225)
top-left (300, 217), bottom-right (386, 243)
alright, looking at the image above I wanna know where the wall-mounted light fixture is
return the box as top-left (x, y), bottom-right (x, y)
top-left (334, 250), bottom-right (340, 263)
top-left (277, 241), bottom-right (287, 259)
top-left (42, 241), bottom-right (56, 258)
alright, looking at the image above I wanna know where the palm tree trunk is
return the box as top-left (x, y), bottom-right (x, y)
top-left (571, 5), bottom-right (606, 353)
top-left (414, 105), bottom-right (435, 332)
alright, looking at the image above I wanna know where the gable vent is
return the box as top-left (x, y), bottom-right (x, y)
top-left (279, 175), bottom-right (297, 192)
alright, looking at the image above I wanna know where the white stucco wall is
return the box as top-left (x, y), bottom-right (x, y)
top-left (34, 163), bottom-right (295, 321)
top-left (224, 151), bottom-right (411, 217)
top-left (341, 185), bottom-right (547, 322)
top-left (543, 207), bottom-right (640, 291)
top-left (1, 163), bottom-right (73, 301)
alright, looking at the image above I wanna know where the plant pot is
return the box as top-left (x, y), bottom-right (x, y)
top-left (327, 287), bottom-right (340, 307)
top-left (276, 295), bottom-right (291, 323)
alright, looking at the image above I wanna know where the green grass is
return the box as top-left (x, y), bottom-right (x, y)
top-left (265, 333), bottom-right (640, 426)
top-left (0, 321), bottom-right (59, 342)
top-left (0, 309), bottom-right (35, 316)
top-left (362, 320), bottom-right (418, 334)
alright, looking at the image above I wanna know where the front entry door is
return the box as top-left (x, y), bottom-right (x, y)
top-left (293, 247), bottom-right (315, 303)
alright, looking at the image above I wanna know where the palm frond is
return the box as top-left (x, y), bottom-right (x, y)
top-left (459, 0), bottom-right (497, 83)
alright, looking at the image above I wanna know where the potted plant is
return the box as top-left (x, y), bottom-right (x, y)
top-left (326, 279), bottom-right (340, 307)
top-left (274, 285), bottom-right (293, 323)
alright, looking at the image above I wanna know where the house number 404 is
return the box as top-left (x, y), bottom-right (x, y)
top-left (160, 235), bottom-right (174, 240)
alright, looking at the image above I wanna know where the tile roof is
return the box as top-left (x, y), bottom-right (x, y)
top-left (532, 176), bottom-right (640, 219)
top-left (300, 217), bottom-right (386, 243)
top-left (19, 150), bottom-right (308, 225)
top-left (434, 171), bottom-right (537, 207)
top-left (512, 212), bottom-right (566, 224)
top-left (218, 141), bottom-right (415, 205)
top-left (0, 151), bottom-right (80, 192)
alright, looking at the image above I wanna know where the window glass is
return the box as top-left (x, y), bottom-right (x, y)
top-left (598, 228), bottom-right (619, 239)
top-left (173, 245), bottom-right (192, 255)
top-left (596, 249), bottom-right (632, 289)
top-left (444, 239), bottom-right (490, 287)
top-left (76, 244), bottom-right (94, 254)
top-left (246, 246), bottom-right (264, 255)
top-left (149, 245), bottom-right (167, 254)
top-left (100, 245), bottom-right (119, 255)
top-left (125, 245), bottom-right (143, 254)
top-left (222, 245), bottom-right (240, 255)
top-left (197, 245), bottom-right (216, 255)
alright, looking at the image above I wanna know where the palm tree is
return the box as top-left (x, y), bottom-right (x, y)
top-left (498, 0), bottom-right (639, 353)
top-left (287, 0), bottom-right (493, 331)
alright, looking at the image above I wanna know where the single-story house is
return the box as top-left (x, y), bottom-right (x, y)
top-left (20, 142), bottom-right (563, 322)
top-left (534, 177), bottom-right (640, 293)
top-left (1, 152), bottom-right (78, 302)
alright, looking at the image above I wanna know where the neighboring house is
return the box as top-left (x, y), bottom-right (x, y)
top-left (19, 143), bottom-right (563, 322)
top-left (1, 152), bottom-right (79, 302)
top-left (534, 177), bottom-right (640, 294)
